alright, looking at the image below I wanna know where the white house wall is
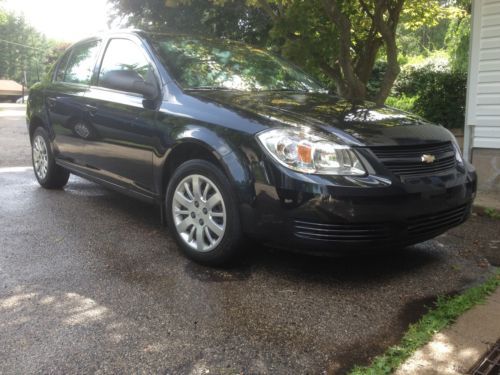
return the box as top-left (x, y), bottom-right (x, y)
top-left (465, 0), bottom-right (500, 154)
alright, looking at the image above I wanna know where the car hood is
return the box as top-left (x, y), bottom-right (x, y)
top-left (188, 90), bottom-right (453, 147)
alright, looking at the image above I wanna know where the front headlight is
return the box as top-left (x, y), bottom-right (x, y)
top-left (257, 128), bottom-right (366, 175)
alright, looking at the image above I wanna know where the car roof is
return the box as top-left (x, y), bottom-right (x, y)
top-left (72, 29), bottom-right (249, 47)
top-left (69, 29), bottom-right (143, 43)
top-left (67, 29), bottom-right (223, 52)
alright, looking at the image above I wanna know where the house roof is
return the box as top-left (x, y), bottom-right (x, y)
top-left (0, 80), bottom-right (26, 96)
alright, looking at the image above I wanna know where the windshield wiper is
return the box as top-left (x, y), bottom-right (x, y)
top-left (262, 88), bottom-right (311, 93)
top-left (187, 86), bottom-right (241, 91)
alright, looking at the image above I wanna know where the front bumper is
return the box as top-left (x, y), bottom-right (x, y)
top-left (240, 158), bottom-right (477, 253)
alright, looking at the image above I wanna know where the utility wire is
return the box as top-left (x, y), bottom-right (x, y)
top-left (0, 38), bottom-right (45, 51)
top-left (0, 38), bottom-right (46, 84)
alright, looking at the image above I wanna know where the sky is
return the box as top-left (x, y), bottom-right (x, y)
top-left (2, 0), bottom-right (118, 42)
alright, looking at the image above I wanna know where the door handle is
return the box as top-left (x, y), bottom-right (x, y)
top-left (85, 104), bottom-right (98, 116)
top-left (47, 97), bottom-right (57, 108)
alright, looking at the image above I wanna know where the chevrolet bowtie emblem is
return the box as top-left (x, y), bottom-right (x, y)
top-left (421, 154), bottom-right (436, 164)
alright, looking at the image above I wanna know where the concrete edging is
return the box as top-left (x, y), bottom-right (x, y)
top-left (394, 288), bottom-right (500, 375)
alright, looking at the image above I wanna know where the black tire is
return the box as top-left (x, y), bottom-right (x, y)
top-left (165, 159), bottom-right (242, 266)
top-left (31, 127), bottom-right (70, 189)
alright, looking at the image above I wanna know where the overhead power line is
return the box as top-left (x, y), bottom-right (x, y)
top-left (0, 38), bottom-right (45, 51)
top-left (0, 38), bottom-right (45, 82)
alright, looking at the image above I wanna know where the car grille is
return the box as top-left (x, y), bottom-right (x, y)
top-left (407, 204), bottom-right (467, 236)
top-left (294, 220), bottom-right (390, 242)
top-left (293, 205), bottom-right (468, 244)
top-left (369, 142), bottom-right (457, 177)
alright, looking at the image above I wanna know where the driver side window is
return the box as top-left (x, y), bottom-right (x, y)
top-left (98, 38), bottom-right (155, 92)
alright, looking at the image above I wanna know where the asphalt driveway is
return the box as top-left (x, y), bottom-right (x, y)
top-left (0, 103), bottom-right (497, 374)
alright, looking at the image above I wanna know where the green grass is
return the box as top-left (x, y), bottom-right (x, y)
top-left (348, 271), bottom-right (500, 375)
top-left (484, 208), bottom-right (500, 220)
top-left (385, 95), bottom-right (417, 112)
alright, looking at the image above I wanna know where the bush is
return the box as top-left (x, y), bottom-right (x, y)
top-left (393, 60), bottom-right (449, 96)
top-left (367, 61), bottom-right (388, 100)
top-left (391, 65), bottom-right (466, 129)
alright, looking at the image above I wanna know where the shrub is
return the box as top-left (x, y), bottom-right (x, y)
top-left (367, 61), bottom-right (388, 100)
top-left (391, 64), bottom-right (466, 129)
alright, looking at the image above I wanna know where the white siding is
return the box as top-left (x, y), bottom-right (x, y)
top-left (465, 0), bottom-right (500, 156)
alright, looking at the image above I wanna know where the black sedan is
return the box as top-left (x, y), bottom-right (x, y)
top-left (27, 30), bottom-right (476, 265)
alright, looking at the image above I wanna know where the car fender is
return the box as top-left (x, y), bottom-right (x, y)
top-left (26, 85), bottom-right (53, 140)
top-left (155, 125), bottom-right (256, 206)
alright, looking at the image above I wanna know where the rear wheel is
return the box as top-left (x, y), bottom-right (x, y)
top-left (31, 127), bottom-right (70, 189)
top-left (166, 159), bottom-right (242, 265)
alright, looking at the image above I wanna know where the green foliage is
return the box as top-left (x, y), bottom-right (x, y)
top-left (107, 0), bottom-right (272, 46)
top-left (411, 69), bottom-right (466, 129)
top-left (111, 0), bottom-right (452, 103)
top-left (385, 94), bottom-right (417, 112)
top-left (0, 8), bottom-right (67, 86)
top-left (397, 18), bottom-right (450, 57)
top-left (399, 0), bottom-right (446, 30)
top-left (393, 62), bottom-right (444, 97)
top-left (107, 0), bottom-right (472, 104)
top-left (268, 0), bottom-right (338, 88)
top-left (397, 1), bottom-right (471, 76)
top-left (366, 61), bottom-right (388, 100)
top-left (445, 11), bottom-right (470, 73)
top-left (349, 272), bottom-right (500, 375)
top-left (392, 64), bottom-right (466, 128)
top-left (401, 51), bottom-right (449, 68)
top-left (263, 0), bottom-right (448, 102)
top-left (484, 208), bottom-right (500, 220)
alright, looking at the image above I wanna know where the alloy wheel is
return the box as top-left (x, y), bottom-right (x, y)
top-left (32, 135), bottom-right (49, 180)
top-left (172, 174), bottom-right (226, 252)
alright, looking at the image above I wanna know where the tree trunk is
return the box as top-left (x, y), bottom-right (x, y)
top-left (257, 0), bottom-right (405, 104)
top-left (318, 61), bottom-right (349, 97)
top-left (322, 0), bottom-right (367, 101)
top-left (375, 44), bottom-right (400, 105)
top-left (373, 0), bottom-right (404, 105)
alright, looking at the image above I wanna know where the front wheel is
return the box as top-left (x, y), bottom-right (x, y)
top-left (32, 127), bottom-right (70, 189)
top-left (165, 159), bottom-right (242, 266)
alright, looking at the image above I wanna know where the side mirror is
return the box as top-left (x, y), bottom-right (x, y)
top-left (100, 70), bottom-right (159, 100)
top-left (132, 79), bottom-right (159, 101)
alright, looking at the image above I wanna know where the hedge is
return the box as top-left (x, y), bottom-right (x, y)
top-left (391, 65), bottom-right (467, 129)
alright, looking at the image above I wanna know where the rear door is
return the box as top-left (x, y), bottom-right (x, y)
top-left (45, 39), bottom-right (102, 165)
top-left (82, 37), bottom-right (160, 194)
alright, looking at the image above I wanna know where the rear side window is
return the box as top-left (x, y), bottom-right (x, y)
top-left (63, 40), bottom-right (101, 85)
top-left (98, 38), bottom-right (155, 90)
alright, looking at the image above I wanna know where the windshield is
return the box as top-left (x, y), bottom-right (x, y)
top-left (153, 36), bottom-right (324, 92)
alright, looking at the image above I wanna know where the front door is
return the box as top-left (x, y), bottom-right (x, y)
top-left (82, 38), bottom-right (160, 195)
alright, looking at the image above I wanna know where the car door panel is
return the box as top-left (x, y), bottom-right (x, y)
top-left (81, 87), bottom-right (156, 192)
top-left (46, 84), bottom-right (89, 164)
top-left (78, 37), bottom-right (159, 194)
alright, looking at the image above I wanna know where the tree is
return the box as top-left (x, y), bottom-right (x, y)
top-left (445, 0), bottom-right (471, 73)
top-left (0, 8), bottom-right (67, 86)
top-left (396, 0), bottom-right (471, 73)
top-left (110, 0), bottom-right (445, 104)
top-left (254, 0), bottom-right (449, 104)
top-left (107, 0), bottom-right (272, 46)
